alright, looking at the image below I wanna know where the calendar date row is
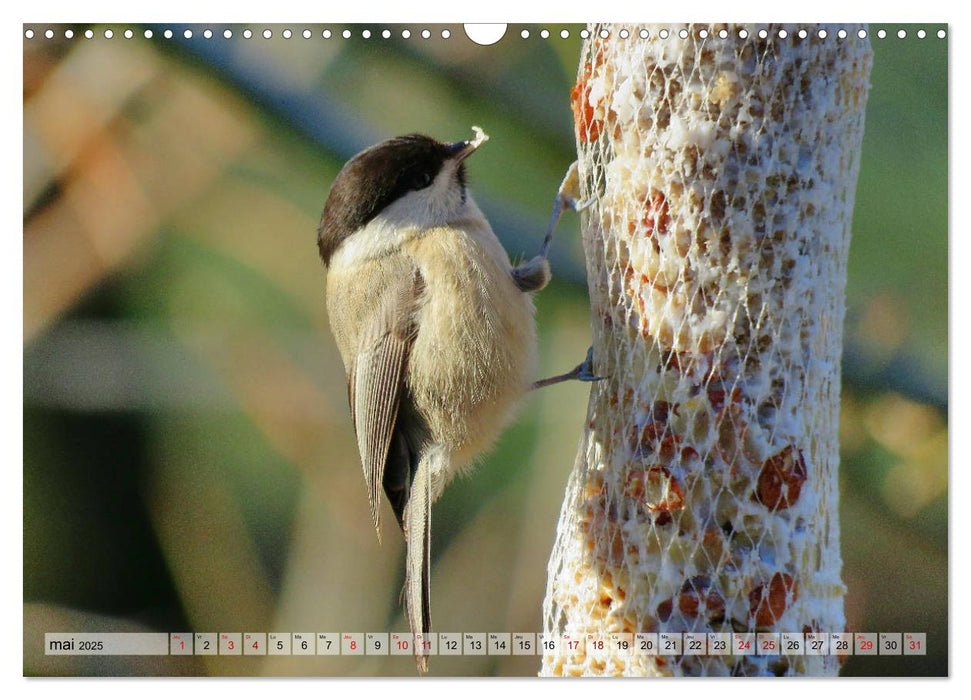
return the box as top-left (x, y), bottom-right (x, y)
top-left (47, 632), bottom-right (926, 657)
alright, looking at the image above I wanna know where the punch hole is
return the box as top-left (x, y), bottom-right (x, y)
top-left (778, 29), bottom-right (788, 39)
top-left (105, 29), bottom-right (114, 38)
top-left (619, 28), bottom-right (630, 39)
top-left (421, 29), bottom-right (431, 39)
top-left (798, 29), bottom-right (807, 39)
top-left (917, 29), bottom-right (926, 39)
top-left (464, 24), bottom-right (506, 45)
top-left (66, 29), bottom-right (75, 38)
top-left (203, 29), bottom-right (212, 39)
top-left (243, 29), bottom-right (252, 39)
top-left (937, 29), bottom-right (946, 38)
top-left (739, 29), bottom-right (749, 39)
top-left (143, 29), bottom-right (152, 38)
top-left (521, 29), bottom-right (529, 39)
top-left (342, 29), bottom-right (351, 39)
top-left (698, 29), bottom-right (708, 39)
top-left (638, 29), bottom-right (648, 39)
top-left (283, 28), bottom-right (292, 39)
top-left (560, 29), bottom-right (570, 39)
top-left (163, 29), bottom-right (173, 39)
top-left (401, 29), bottom-right (411, 39)
top-left (897, 29), bottom-right (907, 39)
top-left (540, 29), bottom-right (550, 39)
top-left (323, 30), bottom-right (332, 39)
top-left (303, 29), bottom-right (312, 39)
top-left (85, 29), bottom-right (94, 39)
top-left (678, 28), bottom-right (688, 39)
top-left (263, 29), bottom-right (272, 39)
top-left (46, 29), bottom-right (54, 39)
top-left (818, 29), bottom-right (827, 39)
top-left (382, 29), bottom-right (391, 39)
top-left (581, 29), bottom-right (590, 39)
top-left (876, 29), bottom-right (886, 39)
top-left (600, 28), bottom-right (610, 39)
top-left (658, 29), bottom-right (668, 39)
top-left (224, 29), bottom-right (233, 38)
top-left (718, 29), bottom-right (728, 38)
top-left (24, 29), bottom-right (33, 39)
top-left (362, 29), bottom-right (371, 39)
top-left (183, 29), bottom-right (192, 39)
top-left (759, 29), bottom-right (768, 38)
top-left (837, 29), bottom-right (847, 39)
top-left (441, 29), bottom-right (451, 39)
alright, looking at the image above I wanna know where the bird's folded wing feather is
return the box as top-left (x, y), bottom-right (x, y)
top-left (347, 269), bottom-right (422, 537)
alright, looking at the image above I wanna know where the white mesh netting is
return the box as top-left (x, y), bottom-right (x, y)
top-left (541, 24), bottom-right (872, 677)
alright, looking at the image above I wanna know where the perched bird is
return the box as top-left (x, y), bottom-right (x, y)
top-left (318, 127), bottom-right (587, 671)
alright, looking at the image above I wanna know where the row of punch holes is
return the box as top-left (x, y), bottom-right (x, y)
top-left (24, 26), bottom-right (948, 43)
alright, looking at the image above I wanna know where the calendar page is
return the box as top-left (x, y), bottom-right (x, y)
top-left (22, 16), bottom-right (948, 678)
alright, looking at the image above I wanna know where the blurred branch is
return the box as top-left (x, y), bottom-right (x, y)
top-left (369, 27), bottom-right (577, 150)
top-left (24, 119), bottom-right (159, 342)
top-left (843, 340), bottom-right (947, 412)
top-left (145, 434), bottom-right (276, 675)
top-left (164, 25), bottom-right (375, 161)
top-left (24, 41), bottom-right (157, 212)
top-left (23, 39), bottom-right (257, 344)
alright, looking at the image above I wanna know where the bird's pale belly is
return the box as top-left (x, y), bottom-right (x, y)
top-left (404, 232), bottom-right (538, 490)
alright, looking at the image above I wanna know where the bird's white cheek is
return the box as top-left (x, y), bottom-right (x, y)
top-left (329, 171), bottom-right (467, 270)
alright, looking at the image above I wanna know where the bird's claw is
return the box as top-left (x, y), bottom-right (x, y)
top-left (573, 196), bottom-right (596, 212)
top-left (531, 347), bottom-right (604, 390)
top-left (538, 162), bottom-right (586, 260)
top-left (574, 346), bottom-right (604, 383)
top-left (556, 161), bottom-right (583, 210)
top-left (555, 163), bottom-right (594, 213)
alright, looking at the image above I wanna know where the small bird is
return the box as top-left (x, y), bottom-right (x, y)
top-left (318, 127), bottom-right (588, 671)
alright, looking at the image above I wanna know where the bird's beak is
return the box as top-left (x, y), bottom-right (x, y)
top-left (447, 125), bottom-right (489, 163)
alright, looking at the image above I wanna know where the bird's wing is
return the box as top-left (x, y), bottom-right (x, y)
top-left (347, 268), bottom-right (423, 538)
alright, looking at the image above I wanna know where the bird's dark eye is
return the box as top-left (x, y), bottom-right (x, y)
top-left (414, 170), bottom-right (434, 190)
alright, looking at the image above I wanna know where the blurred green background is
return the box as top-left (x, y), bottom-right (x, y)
top-left (22, 24), bottom-right (947, 676)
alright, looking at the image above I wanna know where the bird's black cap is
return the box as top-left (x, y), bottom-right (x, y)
top-left (317, 131), bottom-right (485, 265)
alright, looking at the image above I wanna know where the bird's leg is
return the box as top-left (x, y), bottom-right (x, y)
top-left (516, 163), bottom-right (601, 390)
top-left (512, 161), bottom-right (593, 293)
top-left (538, 160), bottom-right (591, 259)
top-left (532, 346), bottom-right (604, 390)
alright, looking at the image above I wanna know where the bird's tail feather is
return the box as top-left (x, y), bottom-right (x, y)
top-left (405, 456), bottom-right (432, 673)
